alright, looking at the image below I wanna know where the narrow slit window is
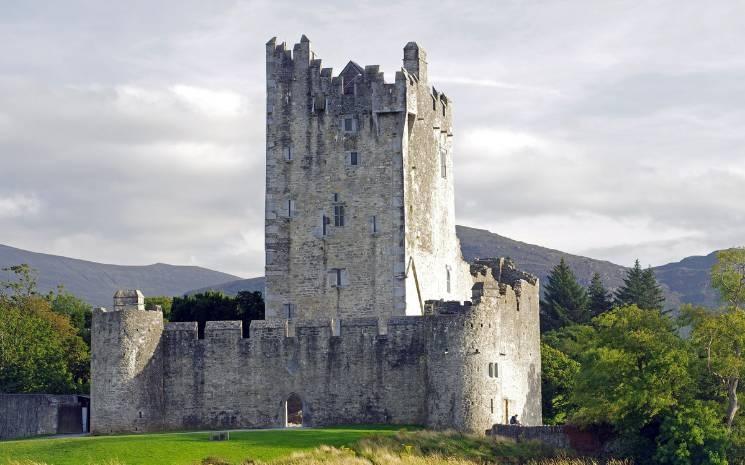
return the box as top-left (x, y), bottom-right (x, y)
top-left (322, 214), bottom-right (330, 236)
top-left (333, 192), bottom-right (339, 202)
top-left (349, 151), bottom-right (359, 166)
top-left (440, 146), bottom-right (447, 178)
top-left (488, 363), bottom-right (493, 378)
top-left (371, 215), bottom-right (378, 234)
top-left (494, 362), bottom-right (499, 378)
top-left (283, 146), bottom-right (292, 161)
top-left (334, 205), bottom-right (345, 227)
top-left (287, 199), bottom-right (295, 218)
top-left (446, 266), bottom-right (451, 293)
top-left (283, 303), bottom-right (296, 319)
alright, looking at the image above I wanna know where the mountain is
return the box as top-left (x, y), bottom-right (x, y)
top-left (457, 226), bottom-right (629, 291)
top-left (0, 244), bottom-right (242, 308)
top-left (1, 226), bottom-right (722, 310)
top-left (457, 225), bottom-right (725, 309)
top-left (652, 251), bottom-right (720, 308)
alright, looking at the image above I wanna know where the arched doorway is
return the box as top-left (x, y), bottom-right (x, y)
top-left (285, 393), bottom-right (303, 427)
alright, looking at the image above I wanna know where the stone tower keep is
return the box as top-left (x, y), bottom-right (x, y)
top-left (265, 36), bottom-right (472, 321)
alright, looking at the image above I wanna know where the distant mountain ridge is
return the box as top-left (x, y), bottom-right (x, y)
top-left (0, 227), bottom-right (722, 309)
top-left (0, 244), bottom-right (242, 308)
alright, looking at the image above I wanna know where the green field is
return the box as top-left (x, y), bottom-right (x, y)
top-left (0, 426), bottom-right (409, 465)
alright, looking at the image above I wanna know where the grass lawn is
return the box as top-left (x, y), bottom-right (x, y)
top-left (0, 425), bottom-right (411, 465)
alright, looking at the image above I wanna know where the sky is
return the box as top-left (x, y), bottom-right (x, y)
top-left (1, 0), bottom-right (744, 278)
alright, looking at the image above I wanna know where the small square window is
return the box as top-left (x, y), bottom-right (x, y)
top-left (343, 117), bottom-right (356, 132)
top-left (328, 268), bottom-right (345, 287)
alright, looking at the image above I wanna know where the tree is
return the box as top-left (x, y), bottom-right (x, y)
top-left (541, 343), bottom-right (580, 425)
top-left (654, 401), bottom-right (729, 465)
top-left (540, 259), bottom-right (590, 331)
top-left (712, 247), bottom-right (745, 310)
top-left (0, 265), bottom-right (90, 393)
top-left (686, 306), bottom-right (745, 428)
top-left (170, 291), bottom-right (265, 338)
top-left (145, 296), bottom-right (173, 320)
top-left (49, 287), bottom-right (92, 345)
top-left (615, 259), bottom-right (665, 311)
top-left (570, 306), bottom-right (693, 434)
top-left (587, 272), bottom-right (613, 317)
top-left (0, 264), bottom-right (39, 300)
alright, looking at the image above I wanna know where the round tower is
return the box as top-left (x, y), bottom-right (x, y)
top-left (91, 290), bottom-right (164, 434)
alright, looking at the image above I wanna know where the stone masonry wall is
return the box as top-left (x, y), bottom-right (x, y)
top-left (265, 37), bottom-right (409, 321)
top-left (0, 394), bottom-right (82, 440)
top-left (264, 37), bottom-right (471, 321)
top-left (91, 268), bottom-right (541, 434)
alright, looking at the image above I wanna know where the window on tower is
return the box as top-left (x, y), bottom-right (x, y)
top-left (334, 205), bottom-right (345, 227)
top-left (343, 117), bottom-right (357, 133)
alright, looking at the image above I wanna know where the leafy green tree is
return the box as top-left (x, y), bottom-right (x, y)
top-left (712, 247), bottom-right (745, 310)
top-left (0, 265), bottom-right (90, 393)
top-left (541, 342), bottom-right (580, 425)
top-left (49, 287), bottom-right (92, 345)
top-left (587, 272), bottom-right (613, 317)
top-left (540, 259), bottom-right (590, 331)
top-left (615, 259), bottom-right (665, 311)
top-left (235, 291), bottom-right (265, 323)
top-left (654, 401), bottom-right (729, 465)
top-left (170, 291), bottom-right (264, 338)
top-left (686, 306), bottom-right (745, 428)
top-left (570, 306), bottom-right (693, 434)
top-left (145, 296), bottom-right (173, 320)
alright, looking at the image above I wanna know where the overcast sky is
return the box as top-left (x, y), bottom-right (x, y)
top-left (1, 1), bottom-right (744, 278)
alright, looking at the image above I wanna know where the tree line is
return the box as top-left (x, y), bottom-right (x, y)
top-left (541, 249), bottom-right (745, 464)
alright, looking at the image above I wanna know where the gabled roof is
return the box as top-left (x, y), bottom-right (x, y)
top-left (340, 60), bottom-right (364, 78)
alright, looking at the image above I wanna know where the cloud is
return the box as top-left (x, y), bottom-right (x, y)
top-left (1, 0), bottom-right (744, 278)
top-left (0, 194), bottom-right (41, 219)
top-left (431, 76), bottom-right (561, 96)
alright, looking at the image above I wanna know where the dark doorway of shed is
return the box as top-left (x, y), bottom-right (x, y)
top-left (285, 393), bottom-right (303, 427)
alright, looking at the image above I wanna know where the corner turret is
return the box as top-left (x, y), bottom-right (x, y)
top-left (91, 289), bottom-right (164, 434)
top-left (403, 42), bottom-right (427, 83)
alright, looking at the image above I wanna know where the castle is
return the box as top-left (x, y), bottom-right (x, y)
top-left (90, 37), bottom-right (542, 434)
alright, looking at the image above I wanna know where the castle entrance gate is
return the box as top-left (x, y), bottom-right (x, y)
top-left (284, 393), bottom-right (303, 427)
